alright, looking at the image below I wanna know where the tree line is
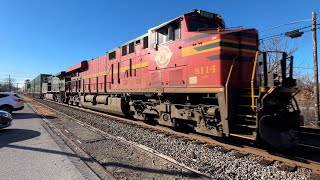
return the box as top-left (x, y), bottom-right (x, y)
top-left (0, 77), bottom-right (19, 92)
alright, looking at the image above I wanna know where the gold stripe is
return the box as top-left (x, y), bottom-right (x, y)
top-left (182, 43), bottom-right (256, 57)
top-left (164, 87), bottom-right (224, 93)
top-left (182, 46), bottom-right (221, 57)
top-left (262, 87), bottom-right (276, 100)
top-left (182, 39), bottom-right (221, 57)
top-left (260, 86), bottom-right (269, 93)
top-left (103, 87), bottom-right (224, 93)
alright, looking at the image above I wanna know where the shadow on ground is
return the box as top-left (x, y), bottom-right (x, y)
top-left (0, 128), bottom-right (88, 160)
top-left (102, 162), bottom-right (204, 178)
top-left (0, 129), bottom-right (41, 146)
top-left (12, 113), bottom-right (57, 120)
top-left (12, 113), bottom-right (40, 120)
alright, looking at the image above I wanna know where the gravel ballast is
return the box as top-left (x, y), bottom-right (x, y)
top-left (40, 100), bottom-right (311, 179)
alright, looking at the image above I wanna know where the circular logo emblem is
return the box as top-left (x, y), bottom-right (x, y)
top-left (154, 46), bottom-right (173, 68)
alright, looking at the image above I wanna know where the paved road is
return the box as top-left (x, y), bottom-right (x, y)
top-left (0, 103), bottom-right (99, 180)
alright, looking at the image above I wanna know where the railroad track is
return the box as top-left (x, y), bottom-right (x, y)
top-left (27, 97), bottom-right (320, 179)
top-left (295, 127), bottom-right (320, 166)
top-left (27, 100), bottom-right (117, 180)
top-left (25, 97), bottom-right (210, 179)
top-left (299, 126), bottom-right (320, 149)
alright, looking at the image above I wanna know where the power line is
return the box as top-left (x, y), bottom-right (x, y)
top-left (260, 18), bottom-right (312, 32)
top-left (260, 25), bottom-right (320, 41)
top-left (294, 66), bottom-right (314, 70)
top-left (259, 33), bottom-right (286, 41)
top-left (301, 26), bottom-right (320, 33)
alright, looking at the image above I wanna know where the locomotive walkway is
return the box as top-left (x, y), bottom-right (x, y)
top-left (0, 103), bottom-right (99, 180)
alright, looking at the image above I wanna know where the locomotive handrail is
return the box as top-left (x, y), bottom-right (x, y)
top-left (251, 51), bottom-right (260, 111)
top-left (225, 55), bottom-right (239, 120)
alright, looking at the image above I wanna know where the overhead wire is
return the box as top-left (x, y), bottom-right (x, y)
top-left (259, 24), bottom-right (320, 41)
top-left (301, 26), bottom-right (320, 33)
top-left (294, 66), bottom-right (314, 70)
top-left (260, 18), bottom-right (312, 32)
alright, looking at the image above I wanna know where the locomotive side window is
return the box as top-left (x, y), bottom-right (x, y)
top-left (129, 42), bottom-right (134, 54)
top-left (117, 62), bottom-right (120, 84)
top-left (173, 24), bottom-right (180, 40)
top-left (129, 59), bottom-right (132, 77)
top-left (109, 51), bottom-right (116, 60)
top-left (150, 33), bottom-right (156, 47)
top-left (157, 28), bottom-right (168, 44)
top-left (171, 20), bottom-right (180, 40)
top-left (111, 64), bottom-right (114, 84)
top-left (122, 45), bottom-right (127, 56)
top-left (143, 36), bottom-right (148, 49)
top-left (156, 20), bottom-right (180, 44)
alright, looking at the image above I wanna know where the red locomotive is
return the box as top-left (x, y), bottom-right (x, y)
top-left (35, 9), bottom-right (301, 150)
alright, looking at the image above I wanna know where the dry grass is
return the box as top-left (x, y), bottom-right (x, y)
top-left (21, 95), bottom-right (55, 117)
top-left (298, 100), bottom-right (319, 128)
top-left (21, 95), bottom-right (33, 103)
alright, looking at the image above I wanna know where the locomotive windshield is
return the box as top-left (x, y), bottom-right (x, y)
top-left (187, 17), bottom-right (224, 31)
top-left (186, 10), bottom-right (225, 31)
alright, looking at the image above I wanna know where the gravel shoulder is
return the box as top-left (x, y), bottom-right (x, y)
top-left (35, 99), bottom-right (312, 179)
top-left (40, 103), bottom-right (203, 179)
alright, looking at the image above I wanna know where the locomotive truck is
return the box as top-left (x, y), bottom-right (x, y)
top-left (26, 9), bottom-right (301, 150)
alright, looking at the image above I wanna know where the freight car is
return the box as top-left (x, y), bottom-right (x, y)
top-left (28, 74), bottom-right (51, 98)
top-left (29, 9), bottom-right (301, 150)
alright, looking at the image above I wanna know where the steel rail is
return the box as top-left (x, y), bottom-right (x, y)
top-left (31, 98), bottom-right (211, 180)
top-left (30, 97), bottom-right (320, 175)
top-left (27, 101), bottom-right (118, 180)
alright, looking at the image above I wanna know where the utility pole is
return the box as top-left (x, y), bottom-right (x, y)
top-left (9, 75), bottom-right (11, 92)
top-left (312, 12), bottom-right (320, 127)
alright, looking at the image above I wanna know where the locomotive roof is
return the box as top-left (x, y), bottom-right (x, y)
top-left (114, 10), bottom-right (193, 49)
top-left (106, 9), bottom-right (222, 55)
top-left (107, 33), bottom-right (148, 54)
top-left (149, 9), bottom-right (222, 32)
top-left (148, 17), bottom-right (181, 33)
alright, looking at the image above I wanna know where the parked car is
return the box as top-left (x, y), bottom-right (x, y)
top-left (0, 110), bottom-right (13, 129)
top-left (0, 92), bottom-right (24, 114)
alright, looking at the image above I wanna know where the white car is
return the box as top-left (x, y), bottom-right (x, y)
top-left (0, 92), bottom-right (24, 114)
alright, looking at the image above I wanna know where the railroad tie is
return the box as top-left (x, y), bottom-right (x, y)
top-left (278, 164), bottom-right (297, 172)
top-left (258, 158), bottom-right (274, 166)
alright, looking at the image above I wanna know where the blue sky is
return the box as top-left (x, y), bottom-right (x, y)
top-left (0, 0), bottom-right (319, 87)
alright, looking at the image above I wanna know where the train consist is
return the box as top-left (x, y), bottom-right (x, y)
top-left (24, 10), bottom-right (302, 150)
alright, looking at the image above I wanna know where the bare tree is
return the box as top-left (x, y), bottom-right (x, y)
top-left (0, 77), bottom-right (18, 92)
top-left (260, 37), bottom-right (318, 127)
top-left (259, 38), bottom-right (299, 75)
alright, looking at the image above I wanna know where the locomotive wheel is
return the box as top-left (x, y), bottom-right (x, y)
top-left (259, 115), bottom-right (298, 151)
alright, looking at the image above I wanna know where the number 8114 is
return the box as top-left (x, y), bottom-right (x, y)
top-left (194, 65), bottom-right (216, 75)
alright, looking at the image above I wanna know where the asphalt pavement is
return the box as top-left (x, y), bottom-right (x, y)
top-left (0, 103), bottom-right (100, 180)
